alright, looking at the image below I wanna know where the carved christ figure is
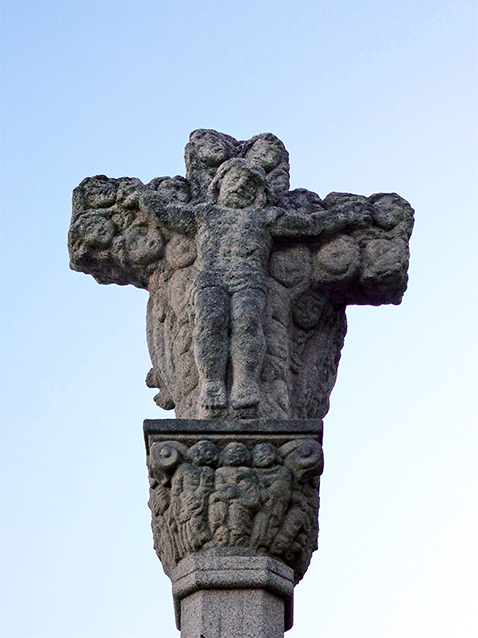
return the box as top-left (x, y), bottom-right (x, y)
top-left (130, 158), bottom-right (371, 413)
top-left (68, 130), bottom-right (414, 420)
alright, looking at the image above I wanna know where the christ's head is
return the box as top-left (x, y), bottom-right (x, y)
top-left (209, 158), bottom-right (267, 209)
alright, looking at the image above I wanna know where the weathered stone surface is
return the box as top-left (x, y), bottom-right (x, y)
top-left (145, 419), bottom-right (323, 585)
top-left (172, 555), bottom-right (294, 636)
top-left (69, 132), bottom-right (414, 635)
top-left (180, 589), bottom-right (285, 638)
top-left (68, 130), bottom-right (414, 421)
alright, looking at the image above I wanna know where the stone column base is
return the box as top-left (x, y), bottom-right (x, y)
top-left (171, 555), bottom-right (294, 637)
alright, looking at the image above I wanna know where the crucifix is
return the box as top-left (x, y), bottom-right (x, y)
top-left (69, 129), bottom-right (414, 421)
top-left (69, 130), bottom-right (414, 637)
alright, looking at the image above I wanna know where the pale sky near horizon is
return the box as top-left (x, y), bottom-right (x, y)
top-left (1, 2), bottom-right (477, 637)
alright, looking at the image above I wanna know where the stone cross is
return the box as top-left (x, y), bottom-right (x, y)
top-left (69, 129), bottom-right (414, 421)
top-left (68, 130), bottom-right (414, 637)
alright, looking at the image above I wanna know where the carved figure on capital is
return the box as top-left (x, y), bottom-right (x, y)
top-left (146, 437), bottom-right (324, 583)
top-left (208, 442), bottom-right (260, 547)
top-left (148, 440), bottom-right (187, 572)
top-left (250, 443), bottom-right (292, 551)
top-left (270, 441), bottom-right (323, 576)
top-left (170, 440), bottom-right (217, 555)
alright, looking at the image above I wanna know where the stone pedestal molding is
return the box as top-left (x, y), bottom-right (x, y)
top-left (172, 555), bottom-right (294, 637)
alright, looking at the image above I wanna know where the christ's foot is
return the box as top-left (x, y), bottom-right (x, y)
top-left (230, 379), bottom-right (261, 409)
top-left (199, 381), bottom-right (227, 410)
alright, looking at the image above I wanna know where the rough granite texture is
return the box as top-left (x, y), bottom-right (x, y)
top-left (68, 129), bottom-right (414, 421)
top-left (146, 428), bottom-right (322, 584)
top-left (69, 131), bottom-right (413, 634)
top-left (172, 554), bottom-right (294, 634)
top-left (180, 589), bottom-right (284, 638)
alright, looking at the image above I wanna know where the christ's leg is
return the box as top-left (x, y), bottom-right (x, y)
top-left (230, 288), bottom-right (266, 409)
top-left (194, 286), bottom-right (229, 410)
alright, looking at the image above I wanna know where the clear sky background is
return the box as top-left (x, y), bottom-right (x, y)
top-left (1, 1), bottom-right (477, 637)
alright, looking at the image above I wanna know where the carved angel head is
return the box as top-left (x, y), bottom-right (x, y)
top-left (240, 133), bottom-right (287, 173)
top-left (252, 443), bottom-right (278, 468)
top-left (186, 129), bottom-right (238, 168)
top-left (186, 440), bottom-right (218, 467)
top-left (147, 175), bottom-right (190, 204)
top-left (240, 133), bottom-right (290, 203)
top-left (218, 442), bottom-right (251, 467)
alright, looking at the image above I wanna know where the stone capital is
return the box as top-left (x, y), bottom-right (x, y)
top-left (144, 418), bottom-right (323, 632)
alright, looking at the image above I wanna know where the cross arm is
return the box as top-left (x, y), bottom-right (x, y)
top-left (268, 189), bottom-right (414, 307)
top-left (68, 175), bottom-right (167, 289)
top-left (323, 192), bottom-right (414, 238)
top-left (311, 191), bottom-right (414, 305)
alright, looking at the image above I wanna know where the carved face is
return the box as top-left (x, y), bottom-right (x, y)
top-left (221, 442), bottom-right (250, 467)
top-left (190, 130), bottom-right (230, 167)
top-left (187, 440), bottom-right (218, 466)
top-left (124, 221), bottom-right (164, 265)
top-left (244, 137), bottom-right (283, 173)
top-left (217, 165), bottom-right (265, 209)
top-left (76, 213), bottom-right (115, 248)
top-left (83, 176), bottom-right (118, 209)
top-left (252, 443), bottom-right (276, 468)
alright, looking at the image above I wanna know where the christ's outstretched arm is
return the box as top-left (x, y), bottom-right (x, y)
top-left (139, 191), bottom-right (199, 236)
top-left (271, 198), bottom-right (373, 239)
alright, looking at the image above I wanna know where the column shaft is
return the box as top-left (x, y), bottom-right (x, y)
top-left (180, 588), bottom-right (284, 638)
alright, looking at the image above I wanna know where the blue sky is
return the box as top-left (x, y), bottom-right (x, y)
top-left (1, 2), bottom-right (477, 637)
